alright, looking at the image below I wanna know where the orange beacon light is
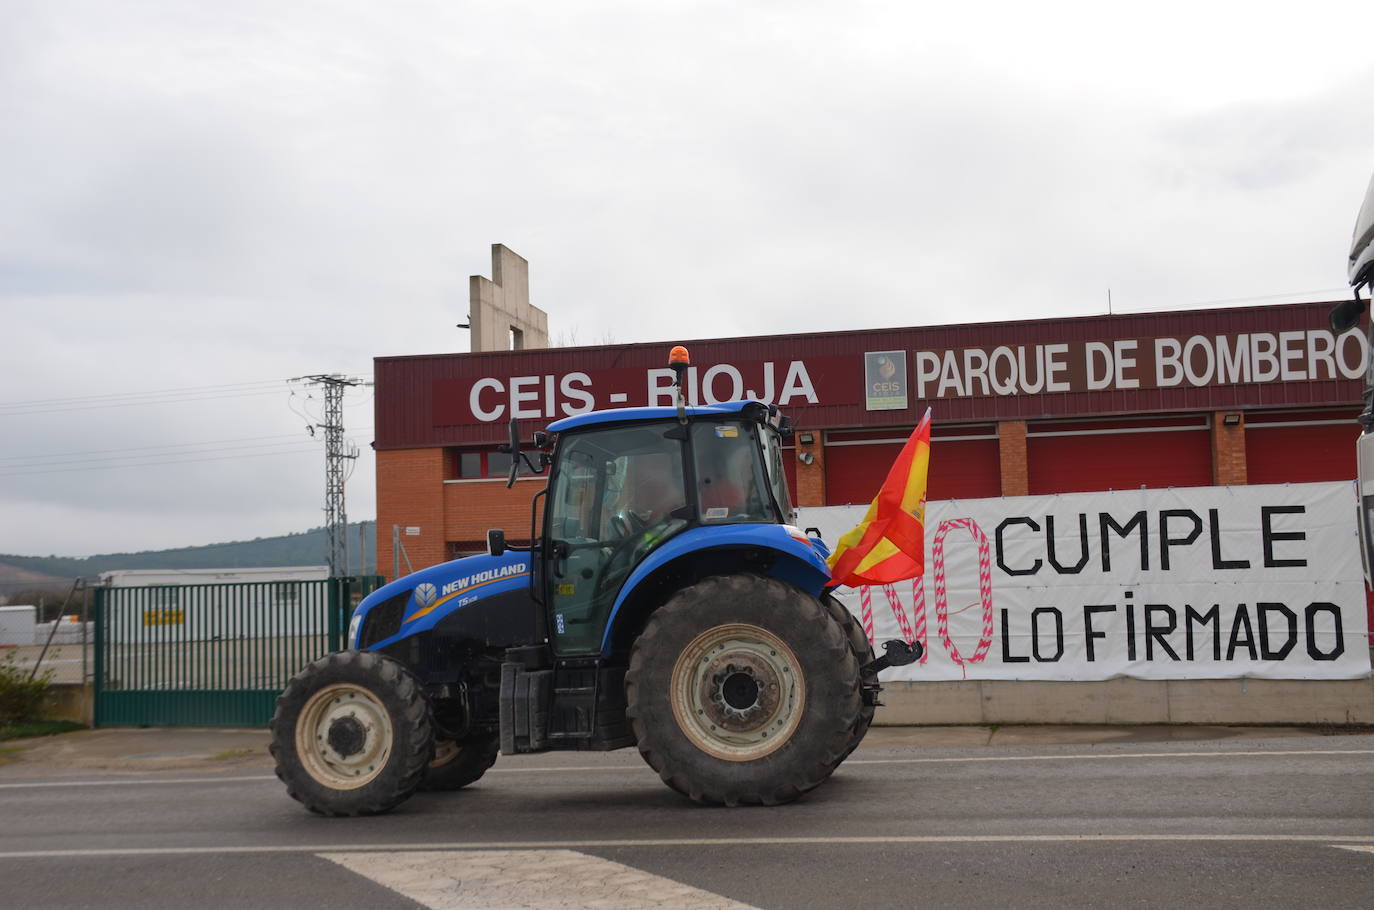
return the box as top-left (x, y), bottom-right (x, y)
top-left (669, 346), bottom-right (690, 388)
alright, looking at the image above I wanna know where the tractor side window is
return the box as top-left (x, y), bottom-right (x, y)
top-left (545, 422), bottom-right (688, 655)
top-left (691, 421), bottom-right (773, 523)
top-left (760, 427), bottom-right (794, 520)
top-left (552, 450), bottom-right (598, 541)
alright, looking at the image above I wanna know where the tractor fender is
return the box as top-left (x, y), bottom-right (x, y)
top-left (352, 552), bottom-right (532, 649)
top-left (600, 524), bottom-right (831, 655)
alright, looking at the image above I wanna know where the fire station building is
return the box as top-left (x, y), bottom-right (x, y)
top-left (373, 299), bottom-right (1366, 579)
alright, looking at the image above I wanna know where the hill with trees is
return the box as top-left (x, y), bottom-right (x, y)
top-left (0, 522), bottom-right (377, 598)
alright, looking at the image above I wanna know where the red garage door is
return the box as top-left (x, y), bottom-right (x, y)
top-left (1245, 409), bottom-right (1360, 484)
top-left (1027, 415), bottom-right (1212, 495)
top-left (824, 426), bottom-right (1000, 505)
top-left (1244, 408), bottom-right (1370, 646)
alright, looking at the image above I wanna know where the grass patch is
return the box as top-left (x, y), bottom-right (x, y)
top-left (0, 720), bottom-right (86, 742)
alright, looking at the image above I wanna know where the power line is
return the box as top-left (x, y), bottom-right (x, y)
top-left (0, 433), bottom-right (303, 462)
top-left (0, 445), bottom-right (325, 478)
top-left (0, 378), bottom-right (293, 408)
top-left (0, 388), bottom-right (290, 417)
top-left (0, 376), bottom-right (375, 417)
top-left (0, 440), bottom-right (323, 473)
top-left (0, 430), bottom-right (374, 465)
top-left (0, 439), bottom-right (316, 470)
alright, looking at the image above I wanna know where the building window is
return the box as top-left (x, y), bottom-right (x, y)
top-left (447, 447), bottom-right (534, 480)
top-left (448, 542), bottom-right (486, 560)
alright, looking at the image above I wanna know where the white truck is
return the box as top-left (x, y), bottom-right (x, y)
top-left (1330, 172), bottom-right (1374, 583)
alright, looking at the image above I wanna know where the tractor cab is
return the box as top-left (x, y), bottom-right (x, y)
top-left (538, 401), bottom-right (794, 653)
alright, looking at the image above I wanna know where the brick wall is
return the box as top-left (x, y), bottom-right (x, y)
top-left (443, 478), bottom-right (545, 547)
top-left (377, 450), bottom-right (546, 581)
top-left (1212, 411), bottom-right (1247, 485)
top-left (376, 448), bottom-right (448, 579)
top-left (998, 420), bottom-right (1028, 497)
top-left (795, 438), bottom-right (826, 507)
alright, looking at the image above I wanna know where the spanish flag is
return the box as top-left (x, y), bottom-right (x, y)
top-left (826, 408), bottom-right (931, 587)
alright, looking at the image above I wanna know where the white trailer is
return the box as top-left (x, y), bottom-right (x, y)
top-left (98, 566), bottom-right (332, 644)
top-left (98, 566), bottom-right (330, 587)
top-left (0, 605), bottom-right (36, 647)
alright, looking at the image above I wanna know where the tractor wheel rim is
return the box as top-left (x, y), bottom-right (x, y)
top-left (430, 740), bottom-right (460, 769)
top-left (295, 682), bottom-right (393, 790)
top-left (670, 623), bottom-right (805, 762)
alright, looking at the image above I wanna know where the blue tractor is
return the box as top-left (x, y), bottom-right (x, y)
top-left (270, 348), bottom-right (915, 815)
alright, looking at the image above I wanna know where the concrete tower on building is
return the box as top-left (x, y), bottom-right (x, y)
top-left (468, 244), bottom-right (549, 352)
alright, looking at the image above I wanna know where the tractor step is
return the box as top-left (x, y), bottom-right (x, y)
top-left (499, 660), bottom-right (634, 753)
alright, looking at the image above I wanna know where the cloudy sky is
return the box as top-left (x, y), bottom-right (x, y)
top-left (3, 0), bottom-right (1372, 558)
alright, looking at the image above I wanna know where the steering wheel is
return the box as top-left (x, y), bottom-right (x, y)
top-left (608, 508), bottom-right (648, 539)
top-left (595, 515), bottom-right (676, 599)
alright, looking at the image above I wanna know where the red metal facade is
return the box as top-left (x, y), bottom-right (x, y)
top-left (375, 301), bottom-right (1363, 450)
top-left (825, 428), bottom-right (1001, 505)
top-left (1027, 426), bottom-right (1213, 494)
top-left (1245, 408), bottom-right (1361, 484)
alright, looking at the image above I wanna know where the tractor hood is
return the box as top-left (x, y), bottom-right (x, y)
top-left (350, 551), bottom-right (532, 649)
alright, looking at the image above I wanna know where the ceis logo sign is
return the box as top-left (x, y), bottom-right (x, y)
top-left (864, 351), bottom-right (908, 411)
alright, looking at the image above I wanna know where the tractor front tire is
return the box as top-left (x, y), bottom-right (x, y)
top-left (421, 734), bottom-right (499, 791)
top-left (270, 650), bottom-right (433, 816)
top-left (824, 593), bottom-right (877, 759)
top-left (626, 574), bottom-right (861, 806)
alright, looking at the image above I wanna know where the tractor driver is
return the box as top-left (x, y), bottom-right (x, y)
top-left (699, 440), bottom-right (759, 521)
top-left (624, 453), bottom-right (686, 529)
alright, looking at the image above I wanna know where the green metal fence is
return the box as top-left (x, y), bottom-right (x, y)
top-left (93, 576), bottom-right (383, 727)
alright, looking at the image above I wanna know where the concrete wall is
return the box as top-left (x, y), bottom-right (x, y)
top-left (874, 660), bottom-right (1374, 726)
top-left (469, 244), bottom-right (549, 353)
top-left (43, 683), bottom-right (93, 726)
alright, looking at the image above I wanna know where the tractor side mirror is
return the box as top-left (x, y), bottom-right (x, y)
top-left (1330, 296), bottom-right (1367, 334)
top-left (503, 417), bottom-right (521, 488)
top-left (487, 529), bottom-right (507, 557)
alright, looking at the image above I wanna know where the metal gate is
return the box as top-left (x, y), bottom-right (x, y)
top-left (93, 576), bottom-right (382, 727)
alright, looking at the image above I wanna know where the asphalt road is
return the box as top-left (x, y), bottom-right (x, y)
top-left (3, 733), bottom-right (1374, 909)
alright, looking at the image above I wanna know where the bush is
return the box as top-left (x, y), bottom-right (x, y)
top-left (0, 651), bottom-right (52, 727)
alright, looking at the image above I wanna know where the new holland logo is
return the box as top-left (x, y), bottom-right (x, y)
top-left (414, 583), bottom-right (438, 608)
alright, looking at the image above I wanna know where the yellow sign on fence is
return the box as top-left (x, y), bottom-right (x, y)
top-left (142, 609), bottom-right (185, 627)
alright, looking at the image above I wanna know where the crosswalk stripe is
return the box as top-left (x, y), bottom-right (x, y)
top-left (319, 849), bottom-right (758, 909)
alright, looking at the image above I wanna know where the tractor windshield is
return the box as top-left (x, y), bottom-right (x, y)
top-left (690, 420), bottom-right (778, 524)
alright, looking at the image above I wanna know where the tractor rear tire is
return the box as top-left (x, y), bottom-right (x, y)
top-left (625, 574), bottom-right (861, 806)
top-left (420, 734), bottom-right (499, 791)
top-left (824, 593), bottom-right (877, 760)
top-left (270, 650), bottom-right (433, 816)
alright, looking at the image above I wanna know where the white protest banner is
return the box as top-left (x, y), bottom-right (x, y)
top-left (800, 482), bottom-right (1371, 681)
